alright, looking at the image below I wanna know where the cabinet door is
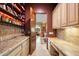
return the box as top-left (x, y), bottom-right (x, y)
top-left (21, 39), bottom-right (29, 56)
top-left (57, 4), bottom-right (61, 28)
top-left (52, 4), bottom-right (61, 29)
top-left (68, 3), bottom-right (78, 25)
top-left (61, 3), bottom-right (68, 27)
top-left (8, 46), bottom-right (21, 56)
top-left (52, 9), bottom-right (57, 29)
top-left (16, 50), bottom-right (22, 56)
top-left (29, 35), bottom-right (36, 55)
top-left (50, 43), bottom-right (59, 56)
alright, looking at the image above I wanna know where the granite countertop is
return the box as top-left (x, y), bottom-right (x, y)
top-left (0, 36), bottom-right (29, 56)
top-left (48, 37), bottom-right (79, 56)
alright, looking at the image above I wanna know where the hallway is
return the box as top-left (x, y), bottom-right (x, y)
top-left (32, 36), bottom-right (50, 56)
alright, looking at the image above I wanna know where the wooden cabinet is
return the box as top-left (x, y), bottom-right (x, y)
top-left (57, 4), bottom-right (61, 28)
top-left (21, 39), bottom-right (29, 56)
top-left (49, 42), bottom-right (65, 56)
top-left (52, 8), bottom-right (57, 29)
top-left (7, 38), bottom-right (29, 56)
top-left (50, 43), bottom-right (59, 56)
top-left (59, 52), bottom-right (64, 56)
top-left (16, 51), bottom-right (22, 56)
top-left (8, 45), bottom-right (22, 56)
top-left (52, 3), bottom-right (79, 29)
top-left (61, 4), bottom-right (68, 27)
top-left (52, 4), bottom-right (61, 29)
top-left (29, 34), bottom-right (36, 55)
top-left (29, 7), bottom-right (36, 55)
top-left (68, 3), bottom-right (78, 26)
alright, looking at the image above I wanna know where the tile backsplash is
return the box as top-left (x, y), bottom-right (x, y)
top-left (57, 27), bottom-right (79, 46)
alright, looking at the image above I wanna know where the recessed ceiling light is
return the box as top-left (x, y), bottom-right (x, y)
top-left (36, 9), bottom-right (44, 13)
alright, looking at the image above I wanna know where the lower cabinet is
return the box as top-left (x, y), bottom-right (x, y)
top-left (29, 34), bottom-right (36, 55)
top-left (49, 42), bottom-right (64, 56)
top-left (7, 39), bottom-right (29, 56)
top-left (59, 52), bottom-right (64, 56)
top-left (50, 44), bottom-right (59, 56)
top-left (16, 50), bottom-right (22, 56)
top-left (21, 39), bottom-right (29, 56)
top-left (8, 45), bottom-right (22, 56)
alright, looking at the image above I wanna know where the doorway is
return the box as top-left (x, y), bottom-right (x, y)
top-left (31, 13), bottom-right (51, 56)
top-left (35, 13), bottom-right (47, 49)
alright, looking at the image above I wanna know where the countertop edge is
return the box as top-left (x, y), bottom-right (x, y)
top-left (48, 37), bottom-right (79, 56)
top-left (0, 36), bottom-right (29, 56)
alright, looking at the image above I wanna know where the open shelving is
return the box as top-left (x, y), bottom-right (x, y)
top-left (0, 3), bottom-right (25, 28)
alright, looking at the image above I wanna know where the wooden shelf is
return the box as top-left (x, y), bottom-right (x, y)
top-left (0, 7), bottom-right (24, 22)
top-left (0, 20), bottom-right (24, 28)
top-left (16, 3), bottom-right (25, 12)
top-left (20, 3), bottom-right (26, 10)
top-left (7, 4), bottom-right (22, 14)
top-left (12, 4), bottom-right (22, 13)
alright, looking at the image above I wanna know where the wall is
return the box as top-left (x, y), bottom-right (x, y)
top-left (31, 4), bottom-right (57, 37)
top-left (57, 27), bottom-right (79, 46)
top-left (47, 10), bottom-right (56, 37)
top-left (24, 4), bottom-right (57, 37)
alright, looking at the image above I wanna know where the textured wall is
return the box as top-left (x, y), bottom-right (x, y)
top-left (57, 27), bottom-right (79, 46)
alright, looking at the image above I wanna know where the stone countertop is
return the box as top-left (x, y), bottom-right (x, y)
top-left (0, 36), bottom-right (29, 56)
top-left (48, 37), bottom-right (79, 56)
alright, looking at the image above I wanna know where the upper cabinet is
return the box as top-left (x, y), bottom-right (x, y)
top-left (57, 4), bottom-right (61, 28)
top-left (52, 6), bottom-right (57, 29)
top-left (52, 3), bottom-right (79, 29)
top-left (52, 4), bottom-right (61, 29)
top-left (61, 3), bottom-right (68, 27)
top-left (67, 3), bottom-right (78, 26)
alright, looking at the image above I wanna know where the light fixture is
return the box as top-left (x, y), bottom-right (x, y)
top-left (36, 9), bottom-right (44, 13)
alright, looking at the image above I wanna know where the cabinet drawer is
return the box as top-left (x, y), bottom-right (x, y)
top-left (8, 45), bottom-right (21, 56)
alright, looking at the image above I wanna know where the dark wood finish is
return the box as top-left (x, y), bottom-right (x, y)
top-left (7, 4), bottom-right (22, 14)
top-left (50, 44), bottom-right (59, 56)
top-left (0, 20), bottom-right (23, 28)
top-left (0, 7), bottom-right (24, 22)
top-left (29, 33), bottom-right (36, 55)
top-left (16, 4), bottom-right (25, 12)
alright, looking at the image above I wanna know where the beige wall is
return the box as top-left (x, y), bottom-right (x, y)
top-left (57, 27), bottom-right (79, 46)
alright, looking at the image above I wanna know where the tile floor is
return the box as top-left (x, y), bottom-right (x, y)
top-left (32, 36), bottom-right (50, 56)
